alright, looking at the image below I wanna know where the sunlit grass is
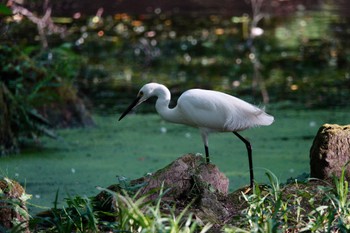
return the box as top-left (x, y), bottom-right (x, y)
top-left (222, 168), bottom-right (350, 232)
top-left (29, 186), bottom-right (212, 232)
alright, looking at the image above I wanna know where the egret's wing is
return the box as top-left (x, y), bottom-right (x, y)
top-left (177, 89), bottom-right (231, 131)
top-left (177, 89), bottom-right (273, 132)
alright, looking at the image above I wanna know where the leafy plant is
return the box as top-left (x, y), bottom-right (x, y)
top-left (34, 190), bottom-right (99, 233)
top-left (331, 162), bottom-right (350, 215)
top-left (323, 163), bottom-right (350, 230)
top-left (32, 186), bottom-right (212, 232)
top-left (99, 187), bottom-right (212, 233)
top-left (0, 44), bottom-right (57, 152)
top-left (0, 177), bottom-right (31, 233)
top-left (0, 3), bottom-right (12, 16)
top-left (224, 167), bottom-right (350, 232)
top-left (237, 171), bottom-right (290, 232)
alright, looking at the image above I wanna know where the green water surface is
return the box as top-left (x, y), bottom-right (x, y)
top-left (0, 108), bottom-right (348, 213)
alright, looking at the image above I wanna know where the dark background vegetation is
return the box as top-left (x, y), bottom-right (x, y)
top-left (0, 0), bottom-right (349, 154)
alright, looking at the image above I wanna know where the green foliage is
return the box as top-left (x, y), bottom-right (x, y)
top-left (299, 170), bottom-right (350, 232)
top-left (224, 167), bottom-right (350, 232)
top-left (0, 3), bottom-right (12, 16)
top-left (0, 44), bottom-right (57, 148)
top-left (237, 172), bottom-right (289, 232)
top-left (323, 163), bottom-right (350, 230)
top-left (64, 12), bottom-right (350, 109)
top-left (32, 187), bottom-right (212, 232)
top-left (0, 41), bottom-right (89, 153)
top-left (0, 3), bottom-right (349, 136)
top-left (34, 45), bottom-right (85, 83)
top-left (4, 7), bottom-right (348, 111)
top-left (0, 176), bottom-right (31, 233)
top-left (37, 191), bottom-right (99, 233)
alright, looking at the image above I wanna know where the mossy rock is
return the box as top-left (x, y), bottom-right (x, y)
top-left (310, 124), bottom-right (350, 180)
top-left (0, 178), bottom-right (30, 232)
top-left (95, 154), bottom-right (231, 224)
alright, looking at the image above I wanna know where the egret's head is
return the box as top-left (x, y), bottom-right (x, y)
top-left (138, 83), bottom-right (157, 100)
top-left (118, 83), bottom-right (157, 121)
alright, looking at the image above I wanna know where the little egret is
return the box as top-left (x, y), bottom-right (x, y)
top-left (119, 83), bottom-right (274, 187)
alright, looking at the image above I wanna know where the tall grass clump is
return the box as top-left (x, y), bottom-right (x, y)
top-left (32, 186), bottom-right (212, 232)
top-left (96, 186), bottom-right (212, 233)
top-left (304, 162), bottom-right (350, 232)
top-left (35, 190), bottom-right (99, 233)
top-left (234, 171), bottom-right (291, 232)
top-left (224, 166), bottom-right (350, 232)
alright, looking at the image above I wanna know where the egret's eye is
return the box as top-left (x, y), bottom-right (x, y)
top-left (139, 91), bottom-right (144, 97)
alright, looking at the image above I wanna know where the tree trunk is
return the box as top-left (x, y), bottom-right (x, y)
top-left (0, 83), bottom-right (18, 156)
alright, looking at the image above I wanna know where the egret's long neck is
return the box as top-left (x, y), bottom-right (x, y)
top-left (154, 86), bottom-right (183, 124)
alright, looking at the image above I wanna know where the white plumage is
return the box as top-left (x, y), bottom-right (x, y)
top-left (119, 83), bottom-right (274, 187)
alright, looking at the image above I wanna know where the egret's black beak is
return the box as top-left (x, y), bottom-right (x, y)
top-left (119, 96), bottom-right (142, 121)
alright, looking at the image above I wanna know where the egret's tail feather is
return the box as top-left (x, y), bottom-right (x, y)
top-left (256, 111), bottom-right (274, 126)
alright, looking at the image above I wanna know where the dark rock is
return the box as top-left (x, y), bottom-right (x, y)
top-left (95, 154), bottom-right (231, 224)
top-left (135, 154), bottom-right (229, 201)
top-left (310, 124), bottom-right (350, 180)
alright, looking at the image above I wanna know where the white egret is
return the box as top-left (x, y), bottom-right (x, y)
top-left (119, 83), bottom-right (274, 187)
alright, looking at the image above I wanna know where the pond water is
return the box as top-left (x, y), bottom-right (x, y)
top-left (1, 108), bottom-right (349, 214)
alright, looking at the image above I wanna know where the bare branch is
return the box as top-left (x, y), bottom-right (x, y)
top-left (7, 0), bottom-right (66, 49)
top-left (248, 0), bottom-right (270, 104)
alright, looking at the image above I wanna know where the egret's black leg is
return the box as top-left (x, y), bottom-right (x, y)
top-left (204, 145), bottom-right (210, 163)
top-left (233, 132), bottom-right (254, 188)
